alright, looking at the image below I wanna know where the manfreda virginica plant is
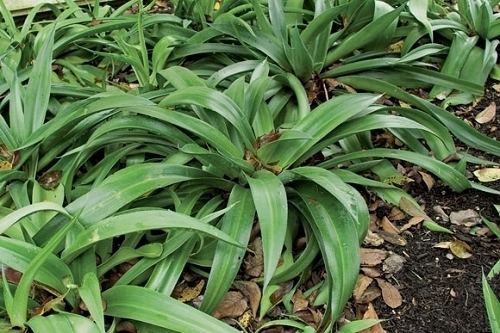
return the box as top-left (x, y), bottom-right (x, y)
top-left (170, 0), bottom-right (500, 159)
top-left (0, 1), bottom-right (499, 333)
top-left (0, 54), bottom-right (461, 332)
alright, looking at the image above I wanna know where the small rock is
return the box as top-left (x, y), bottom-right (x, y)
top-left (450, 209), bottom-right (481, 227)
top-left (383, 253), bottom-right (405, 275)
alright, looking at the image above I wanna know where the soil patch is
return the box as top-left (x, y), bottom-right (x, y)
top-left (374, 184), bottom-right (500, 332)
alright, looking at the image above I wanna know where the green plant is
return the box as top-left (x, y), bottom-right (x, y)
top-left (0, 1), bottom-right (499, 333)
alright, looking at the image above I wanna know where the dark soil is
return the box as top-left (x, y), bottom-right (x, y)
top-left (374, 81), bottom-right (500, 333)
top-left (375, 186), bottom-right (500, 333)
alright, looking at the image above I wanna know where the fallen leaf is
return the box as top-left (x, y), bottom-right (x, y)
top-left (383, 253), bottom-right (405, 275)
top-left (270, 282), bottom-right (293, 304)
top-left (378, 230), bottom-right (407, 246)
top-left (475, 102), bottom-right (496, 124)
top-left (433, 241), bottom-right (452, 249)
top-left (493, 83), bottom-right (500, 92)
top-left (376, 279), bottom-right (402, 309)
top-left (361, 267), bottom-right (382, 278)
top-left (292, 290), bottom-right (309, 313)
top-left (358, 286), bottom-right (382, 304)
top-left (360, 249), bottom-right (389, 266)
top-left (418, 171), bottom-right (435, 191)
top-left (388, 207), bottom-right (405, 221)
top-left (361, 303), bottom-right (386, 333)
top-left (213, 291), bottom-right (248, 319)
top-left (245, 237), bottom-right (264, 277)
top-left (363, 230), bottom-right (385, 247)
top-left (0, 160), bottom-right (12, 171)
top-left (353, 275), bottom-right (374, 303)
top-left (238, 310), bottom-right (252, 328)
top-left (176, 280), bottom-right (205, 303)
top-left (294, 308), bottom-right (322, 328)
top-left (399, 197), bottom-right (429, 219)
top-left (233, 281), bottom-right (261, 318)
top-left (380, 216), bottom-right (400, 234)
top-left (400, 216), bottom-right (425, 232)
top-left (473, 168), bottom-right (500, 183)
top-left (449, 240), bottom-right (473, 259)
top-left (432, 206), bottom-right (450, 222)
top-left (450, 209), bottom-right (481, 227)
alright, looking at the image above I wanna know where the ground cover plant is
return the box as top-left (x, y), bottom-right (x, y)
top-left (0, 0), bottom-right (499, 332)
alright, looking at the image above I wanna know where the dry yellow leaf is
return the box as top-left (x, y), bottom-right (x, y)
top-left (176, 280), bottom-right (205, 303)
top-left (238, 310), bottom-right (252, 328)
top-left (493, 83), bottom-right (500, 92)
top-left (433, 241), bottom-right (451, 249)
top-left (475, 102), bottom-right (496, 124)
top-left (0, 160), bottom-right (12, 170)
top-left (473, 168), bottom-right (500, 182)
top-left (450, 240), bottom-right (473, 259)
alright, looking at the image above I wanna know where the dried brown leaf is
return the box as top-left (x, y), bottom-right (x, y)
top-left (361, 303), bottom-right (386, 333)
top-left (388, 207), bottom-right (405, 221)
top-left (360, 248), bottom-right (389, 266)
top-left (378, 230), bottom-right (407, 246)
top-left (380, 216), bottom-right (400, 234)
top-left (233, 281), bottom-right (261, 318)
top-left (358, 286), bottom-right (382, 304)
top-left (376, 279), bottom-right (402, 309)
top-left (361, 267), bottom-right (382, 278)
top-left (418, 171), bottom-right (435, 191)
top-left (450, 209), bottom-right (481, 227)
top-left (213, 291), bottom-right (248, 319)
top-left (353, 275), bottom-right (374, 303)
top-left (399, 197), bottom-right (429, 219)
top-left (292, 290), bottom-right (309, 313)
top-left (245, 237), bottom-right (264, 277)
top-left (363, 230), bottom-right (385, 247)
top-left (475, 102), bottom-right (496, 124)
top-left (400, 216), bottom-right (425, 232)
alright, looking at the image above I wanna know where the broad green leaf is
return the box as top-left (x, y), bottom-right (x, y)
top-left (24, 27), bottom-right (55, 133)
top-left (201, 185), bottom-right (255, 313)
top-left (11, 215), bottom-right (77, 327)
top-left (482, 272), bottom-right (500, 333)
top-left (102, 285), bottom-right (241, 333)
top-left (247, 170), bottom-right (288, 289)
top-left (61, 209), bottom-right (242, 261)
top-left (408, 0), bottom-right (433, 40)
top-left (295, 185), bottom-right (360, 323)
top-left (0, 202), bottom-right (70, 235)
top-left (79, 273), bottom-right (104, 333)
top-left (28, 314), bottom-right (100, 333)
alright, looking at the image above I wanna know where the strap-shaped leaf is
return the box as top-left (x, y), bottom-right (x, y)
top-left (201, 185), bottom-right (255, 313)
top-left (28, 313), bottom-right (100, 333)
top-left (247, 170), bottom-right (288, 289)
top-left (61, 209), bottom-right (242, 262)
top-left (102, 285), bottom-right (241, 333)
top-left (294, 184), bottom-right (360, 323)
